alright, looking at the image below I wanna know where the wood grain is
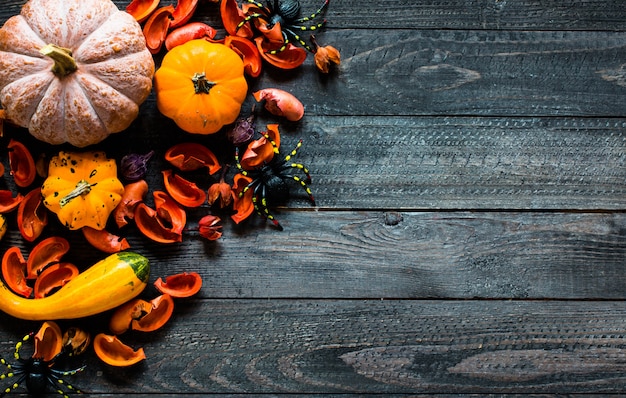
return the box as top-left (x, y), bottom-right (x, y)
top-left (0, 211), bottom-right (623, 300)
top-left (0, 0), bottom-right (624, 396)
top-left (2, 300), bottom-right (626, 394)
top-left (88, 114), bottom-right (626, 210)
top-left (242, 29), bottom-right (626, 117)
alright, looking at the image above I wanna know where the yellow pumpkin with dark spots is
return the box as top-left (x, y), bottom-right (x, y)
top-left (41, 151), bottom-right (124, 230)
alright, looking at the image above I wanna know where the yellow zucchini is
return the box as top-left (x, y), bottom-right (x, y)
top-left (0, 251), bottom-right (150, 320)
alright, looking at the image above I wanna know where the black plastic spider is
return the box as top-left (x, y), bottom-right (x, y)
top-left (237, 0), bottom-right (329, 54)
top-left (0, 332), bottom-right (84, 397)
top-left (235, 132), bottom-right (316, 230)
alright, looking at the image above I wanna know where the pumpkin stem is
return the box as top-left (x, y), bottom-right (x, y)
top-left (191, 72), bottom-right (215, 94)
top-left (60, 180), bottom-right (95, 207)
top-left (39, 44), bottom-right (78, 77)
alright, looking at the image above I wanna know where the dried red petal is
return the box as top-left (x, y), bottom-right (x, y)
top-left (198, 215), bottom-right (222, 240)
top-left (162, 170), bottom-right (206, 208)
top-left (165, 142), bottom-right (221, 173)
top-left (170, 0), bottom-right (199, 28)
top-left (255, 37), bottom-right (307, 69)
top-left (33, 262), bottom-right (79, 299)
top-left (8, 139), bottom-right (36, 188)
top-left (135, 204), bottom-right (182, 244)
top-left (154, 272), bottom-right (202, 298)
top-left (131, 294), bottom-right (175, 332)
top-left (225, 35), bottom-right (262, 78)
top-left (231, 174), bottom-right (254, 224)
top-left (26, 236), bottom-right (70, 279)
top-left (17, 188), bottom-right (48, 242)
top-left (134, 191), bottom-right (186, 244)
top-left (0, 190), bottom-right (23, 213)
top-left (143, 5), bottom-right (174, 54)
top-left (220, 0), bottom-right (254, 37)
top-left (109, 298), bottom-right (152, 335)
top-left (240, 124), bottom-right (280, 169)
top-left (1, 246), bottom-right (31, 298)
top-left (82, 227), bottom-right (130, 254)
top-left (33, 321), bottom-right (63, 362)
top-left (114, 180), bottom-right (149, 228)
top-left (154, 191), bottom-right (186, 234)
top-left (126, 0), bottom-right (160, 23)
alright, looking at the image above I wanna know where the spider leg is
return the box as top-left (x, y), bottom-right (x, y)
top-left (244, 0), bottom-right (265, 7)
top-left (234, 147), bottom-right (249, 177)
top-left (281, 139), bottom-right (313, 182)
top-left (293, 0), bottom-right (329, 24)
top-left (287, 171), bottom-right (316, 205)
top-left (267, 135), bottom-right (316, 205)
top-left (48, 373), bottom-right (83, 397)
top-left (50, 365), bottom-right (86, 378)
top-left (257, 184), bottom-right (283, 230)
top-left (0, 373), bottom-right (26, 398)
top-left (236, 12), bottom-right (265, 31)
top-left (14, 334), bottom-right (31, 361)
top-left (288, 20), bottom-right (326, 32)
top-left (283, 28), bottom-right (316, 52)
top-left (246, 183), bottom-right (282, 230)
top-left (0, 358), bottom-right (11, 373)
top-left (266, 29), bottom-right (292, 54)
top-left (0, 373), bottom-right (25, 397)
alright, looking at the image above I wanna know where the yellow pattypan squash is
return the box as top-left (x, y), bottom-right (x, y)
top-left (41, 151), bottom-right (124, 230)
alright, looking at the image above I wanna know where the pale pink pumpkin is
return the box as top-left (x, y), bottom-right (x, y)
top-left (0, 0), bottom-right (155, 147)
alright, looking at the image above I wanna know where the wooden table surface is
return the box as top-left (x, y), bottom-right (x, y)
top-left (1, 0), bottom-right (626, 395)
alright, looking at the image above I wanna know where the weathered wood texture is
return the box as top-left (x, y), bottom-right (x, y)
top-left (0, 0), bottom-right (624, 396)
top-left (3, 300), bottom-right (626, 394)
top-left (2, 211), bottom-right (624, 300)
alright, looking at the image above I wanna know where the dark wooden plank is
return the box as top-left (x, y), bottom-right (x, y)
top-left (247, 29), bottom-right (626, 118)
top-left (1, 300), bottom-right (626, 394)
top-left (325, 1), bottom-right (626, 31)
top-left (5, 0), bottom-right (626, 32)
top-left (0, 211), bottom-right (624, 300)
top-left (98, 114), bottom-right (626, 210)
top-left (3, 114), bottom-right (623, 212)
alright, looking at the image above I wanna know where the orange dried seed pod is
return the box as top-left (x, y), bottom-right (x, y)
top-left (165, 142), bottom-right (221, 173)
top-left (26, 236), bottom-right (70, 279)
top-left (8, 139), bottom-right (36, 188)
top-left (162, 170), bottom-right (206, 208)
top-left (94, 333), bottom-right (146, 367)
top-left (33, 262), bottom-right (79, 299)
top-left (154, 272), bottom-right (202, 298)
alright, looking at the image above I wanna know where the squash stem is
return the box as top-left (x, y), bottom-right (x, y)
top-left (39, 44), bottom-right (78, 77)
top-left (60, 180), bottom-right (94, 207)
top-left (191, 72), bottom-right (215, 94)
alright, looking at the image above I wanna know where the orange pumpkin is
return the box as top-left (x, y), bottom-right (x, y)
top-left (0, 0), bottom-right (155, 147)
top-left (154, 39), bottom-right (248, 135)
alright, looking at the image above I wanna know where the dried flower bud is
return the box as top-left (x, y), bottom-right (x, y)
top-left (207, 181), bottom-right (233, 208)
top-left (228, 114), bottom-right (255, 145)
top-left (314, 45), bottom-right (340, 73)
top-left (312, 35), bottom-right (340, 74)
top-left (120, 151), bottom-right (154, 181)
top-left (198, 215), bottom-right (222, 240)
